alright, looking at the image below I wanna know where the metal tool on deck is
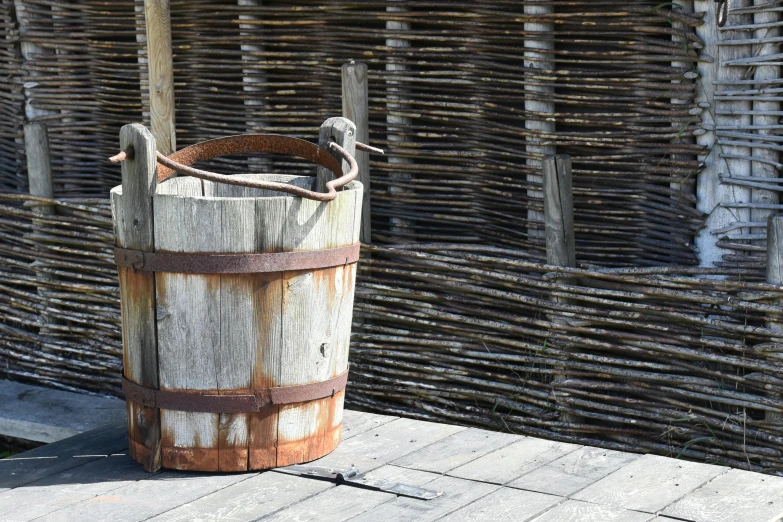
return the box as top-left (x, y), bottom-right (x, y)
top-left (277, 464), bottom-right (443, 500)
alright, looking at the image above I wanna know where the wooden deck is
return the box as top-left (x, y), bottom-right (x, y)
top-left (2, 410), bottom-right (783, 522)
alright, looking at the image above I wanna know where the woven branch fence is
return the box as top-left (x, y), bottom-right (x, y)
top-left (1, 193), bottom-right (782, 473)
top-left (0, 0), bottom-right (24, 193)
top-left (0, 1), bottom-right (782, 473)
top-left (2, 0), bottom-right (707, 265)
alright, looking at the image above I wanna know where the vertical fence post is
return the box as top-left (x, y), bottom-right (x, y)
top-left (752, 2), bottom-right (780, 245)
top-left (144, 0), bottom-right (176, 156)
top-left (342, 61), bottom-right (371, 244)
top-left (24, 123), bottom-right (54, 213)
top-left (765, 216), bottom-right (783, 422)
top-left (24, 122), bottom-right (56, 335)
top-left (525, 4), bottom-right (556, 242)
top-left (386, 3), bottom-right (412, 240)
top-left (543, 154), bottom-right (580, 425)
top-left (239, 0), bottom-right (269, 173)
top-left (543, 155), bottom-right (575, 268)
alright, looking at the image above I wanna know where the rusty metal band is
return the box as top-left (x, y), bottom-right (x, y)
top-left (121, 370), bottom-right (348, 413)
top-left (114, 243), bottom-right (360, 274)
top-left (155, 134), bottom-right (358, 202)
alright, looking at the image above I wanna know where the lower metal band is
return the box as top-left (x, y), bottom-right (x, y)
top-left (121, 370), bottom-right (348, 413)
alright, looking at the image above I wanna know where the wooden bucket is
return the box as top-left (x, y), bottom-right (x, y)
top-left (111, 121), bottom-right (362, 472)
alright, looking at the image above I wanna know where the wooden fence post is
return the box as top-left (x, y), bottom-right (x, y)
top-left (543, 155), bottom-right (575, 268)
top-left (525, 4), bottom-right (556, 241)
top-left (112, 124), bottom-right (161, 471)
top-left (342, 61), bottom-right (371, 244)
top-left (386, 3), bottom-right (412, 239)
top-left (765, 215), bottom-right (783, 422)
top-left (24, 123), bottom-right (54, 213)
top-left (144, 0), bottom-right (176, 155)
top-left (543, 154), bottom-right (580, 425)
top-left (752, 2), bottom-right (780, 244)
top-left (24, 122), bottom-right (57, 335)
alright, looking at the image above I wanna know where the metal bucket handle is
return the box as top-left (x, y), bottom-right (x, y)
top-left (112, 134), bottom-right (360, 202)
top-left (157, 134), bottom-right (357, 202)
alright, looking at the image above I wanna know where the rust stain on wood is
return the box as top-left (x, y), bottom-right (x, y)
top-left (162, 446), bottom-right (220, 471)
top-left (125, 401), bottom-right (136, 461)
top-left (275, 391), bottom-right (344, 468)
top-left (249, 274), bottom-right (283, 470)
top-left (126, 400), bottom-right (161, 472)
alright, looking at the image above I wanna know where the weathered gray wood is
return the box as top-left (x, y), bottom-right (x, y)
top-left (0, 454), bottom-right (147, 522)
top-left (341, 410), bottom-right (398, 440)
top-left (0, 379), bottom-right (126, 443)
top-left (751, 2), bottom-right (779, 246)
top-left (0, 423), bottom-right (127, 491)
top-left (267, 465), bottom-right (431, 522)
top-left (509, 446), bottom-right (640, 497)
top-left (350, 474), bottom-right (499, 522)
top-left (215, 197), bottom-right (258, 471)
top-left (275, 181), bottom-right (360, 466)
top-left (154, 193), bottom-right (221, 471)
top-left (311, 417), bottom-right (465, 473)
top-left (208, 174), bottom-right (312, 198)
top-left (693, 0), bottom-right (719, 267)
top-left (34, 470), bottom-right (251, 522)
top-left (448, 437), bottom-right (581, 485)
top-left (247, 193), bottom-right (286, 470)
top-left (151, 181), bottom-right (291, 471)
top-left (342, 61), bottom-right (371, 244)
top-left (662, 468), bottom-right (783, 522)
top-left (529, 500), bottom-right (655, 522)
top-left (542, 154), bottom-right (581, 423)
top-left (144, 0), bottom-right (176, 155)
top-left (24, 122), bottom-right (57, 332)
top-left (391, 427), bottom-right (519, 473)
top-left (386, 7), bottom-right (412, 238)
top-left (766, 216), bottom-right (783, 329)
top-left (571, 454), bottom-right (728, 513)
top-left (316, 117), bottom-right (356, 193)
top-left (543, 154), bottom-right (575, 268)
top-left (146, 166), bottom-right (361, 471)
top-left (765, 215), bottom-right (783, 422)
top-left (14, 2), bottom-right (58, 125)
top-left (5, 413), bottom-right (783, 522)
top-left (263, 484), bottom-right (393, 522)
top-left (524, 4), bottom-right (556, 241)
top-left (154, 176), bottom-right (202, 196)
top-left (146, 471), bottom-right (331, 522)
top-left (695, 0), bottom-right (752, 266)
top-left (440, 488), bottom-right (561, 522)
top-left (24, 123), bottom-right (54, 212)
top-left (113, 123), bottom-right (161, 471)
top-left (238, 0), bottom-right (270, 175)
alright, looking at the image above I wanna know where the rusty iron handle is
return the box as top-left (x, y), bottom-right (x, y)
top-left (157, 137), bottom-right (358, 202)
top-left (155, 142), bottom-right (356, 202)
top-left (111, 134), bottom-right (378, 202)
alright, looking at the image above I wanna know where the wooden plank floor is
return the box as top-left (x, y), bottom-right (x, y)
top-left (0, 379), bottom-right (126, 443)
top-left (1, 410), bottom-right (782, 522)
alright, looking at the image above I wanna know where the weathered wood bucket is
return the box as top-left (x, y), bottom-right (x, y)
top-left (110, 119), bottom-right (362, 472)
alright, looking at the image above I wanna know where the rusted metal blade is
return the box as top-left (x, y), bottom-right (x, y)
top-left (275, 464), bottom-right (442, 500)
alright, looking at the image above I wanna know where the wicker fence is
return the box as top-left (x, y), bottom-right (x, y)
top-left (2, 1), bottom-right (707, 264)
top-left (0, 1), bottom-right (782, 473)
top-left (1, 193), bottom-right (782, 473)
